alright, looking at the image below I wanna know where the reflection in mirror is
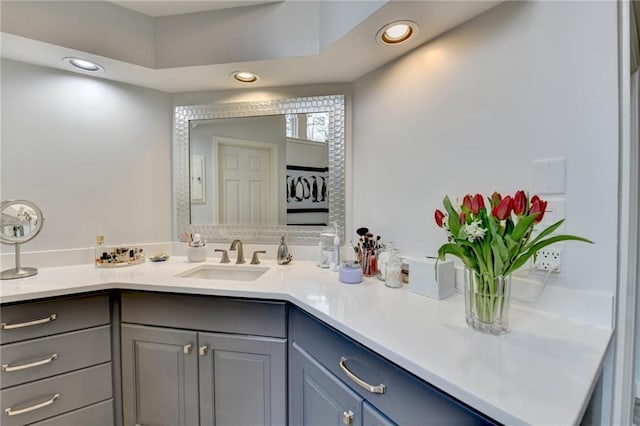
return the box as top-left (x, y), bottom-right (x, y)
top-left (174, 95), bottom-right (345, 244)
top-left (189, 113), bottom-right (330, 227)
top-left (0, 201), bottom-right (43, 244)
top-left (0, 199), bottom-right (44, 279)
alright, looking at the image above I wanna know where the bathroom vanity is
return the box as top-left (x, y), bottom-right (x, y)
top-left (0, 294), bottom-right (114, 426)
top-left (120, 292), bottom-right (287, 426)
top-left (0, 259), bottom-right (613, 426)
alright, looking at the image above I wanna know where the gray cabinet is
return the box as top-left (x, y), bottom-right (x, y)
top-left (289, 306), bottom-right (496, 426)
top-left (291, 342), bottom-right (395, 426)
top-left (291, 343), bottom-right (363, 426)
top-left (120, 291), bottom-right (287, 426)
top-left (121, 324), bottom-right (199, 426)
top-left (199, 332), bottom-right (286, 426)
top-left (363, 403), bottom-right (394, 426)
top-left (0, 293), bottom-right (113, 426)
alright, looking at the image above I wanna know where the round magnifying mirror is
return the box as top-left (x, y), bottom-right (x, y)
top-left (1, 200), bottom-right (44, 279)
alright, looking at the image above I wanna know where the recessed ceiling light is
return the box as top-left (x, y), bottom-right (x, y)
top-left (231, 71), bottom-right (259, 83)
top-left (377, 21), bottom-right (418, 45)
top-left (62, 57), bottom-right (104, 72)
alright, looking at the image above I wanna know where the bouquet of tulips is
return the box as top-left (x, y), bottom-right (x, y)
top-left (434, 191), bottom-right (592, 280)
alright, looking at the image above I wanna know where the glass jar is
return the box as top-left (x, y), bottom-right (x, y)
top-left (318, 233), bottom-right (335, 269)
top-left (376, 242), bottom-right (395, 281)
top-left (384, 248), bottom-right (403, 288)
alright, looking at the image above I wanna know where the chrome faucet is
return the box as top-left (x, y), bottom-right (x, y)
top-left (229, 239), bottom-right (245, 264)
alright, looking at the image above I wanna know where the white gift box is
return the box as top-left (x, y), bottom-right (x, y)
top-left (405, 257), bottom-right (456, 299)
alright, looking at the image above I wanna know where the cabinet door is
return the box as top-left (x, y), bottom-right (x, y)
top-left (198, 332), bottom-right (286, 426)
top-left (363, 402), bottom-right (396, 426)
top-left (290, 342), bottom-right (362, 426)
top-left (121, 324), bottom-right (199, 426)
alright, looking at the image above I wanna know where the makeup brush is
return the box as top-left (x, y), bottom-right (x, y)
top-left (356, 227), bottom-right (369, 237)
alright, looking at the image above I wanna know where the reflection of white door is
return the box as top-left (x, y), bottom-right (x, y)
top-left (217, 141), bottom-right (276, 225)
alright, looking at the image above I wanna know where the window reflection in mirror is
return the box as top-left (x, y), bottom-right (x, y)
top-left (285, 112), bottom-right (329, 142)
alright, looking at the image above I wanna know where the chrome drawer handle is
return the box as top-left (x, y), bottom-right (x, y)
top-left (5, 393), bottom-right (60, 416)
top-left (2, 353), bottom-right (58, 372)
top-left (1, 314), bottom-right (57, 330)
top-left (198, 345), bottom-right (208, 356)
top-left (339, 357), bottom-right (386, 394)
top-left (342, 410), bottom-right (354, 425)
top-left (183, 344), bottom-right (193, 354)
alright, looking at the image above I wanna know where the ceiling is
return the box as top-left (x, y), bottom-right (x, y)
top-left (0, 1), bottom-right (501, 93)
top-left (110, 1), bottom-right (282, 17)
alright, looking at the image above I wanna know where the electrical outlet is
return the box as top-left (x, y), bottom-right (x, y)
top-left (533, 245), bottom-right (562, 273)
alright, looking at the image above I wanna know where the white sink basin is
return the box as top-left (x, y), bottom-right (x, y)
top-left (176, 265), bottom-right (269, 281)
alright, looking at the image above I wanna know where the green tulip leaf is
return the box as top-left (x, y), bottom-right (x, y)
top-left (443, 196), bottom-right (460, 237)
top-left (510, 213), bottom-right (538, 242)
top-left (525, 219), bottom-right (566, 249)
top-left (506, 234), bottom-right (593, 275)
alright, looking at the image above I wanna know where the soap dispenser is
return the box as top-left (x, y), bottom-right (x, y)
top-left (329, 232), bottom-right (340, 272)
top-left (277, 236), bottom-right (292, 265)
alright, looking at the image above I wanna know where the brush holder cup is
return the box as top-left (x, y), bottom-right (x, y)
top-left (187, 246), bottom-right (207, 262)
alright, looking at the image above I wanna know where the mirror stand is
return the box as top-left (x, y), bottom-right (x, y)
top-left (0, 199), bottom-right (44, 280)
top-left (1, 242), bottom-right (37, 280)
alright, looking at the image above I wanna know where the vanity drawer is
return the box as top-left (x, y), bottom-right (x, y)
top-left (1, 294), bottom-right (110, 344)
top-left (0, 362), bottom-right (112, 426)
top-left (29, 399), bottom-right (114, 426)
top-left (290, 307), bottom-right (495, 425)
top-left (1, 325), bottom-right (111, 389)
top-left (121, 291), bottom-right (287, 338)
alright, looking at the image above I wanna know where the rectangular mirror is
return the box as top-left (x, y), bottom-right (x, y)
top-left (174, 95), bottom-right (345, 244)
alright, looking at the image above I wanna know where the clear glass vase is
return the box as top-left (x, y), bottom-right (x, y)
top-left (464, 268), bottom-right (512, 335)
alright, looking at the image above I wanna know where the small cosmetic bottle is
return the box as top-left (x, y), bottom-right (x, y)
top-left (95, 235), bottom-right (106, 266)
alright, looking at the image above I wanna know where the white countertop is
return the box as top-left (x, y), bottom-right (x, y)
top-left (0, 258), bottom-right (613, 425)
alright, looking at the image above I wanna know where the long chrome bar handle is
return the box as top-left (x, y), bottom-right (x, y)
top-left (2, 353), bottom-right (58, 372)
top-left (5, 393), bottom-right (60, 416)
top-left (1, 314), bottom-right (57, 330)
top-left (339, 357), bottom-right (386, 394)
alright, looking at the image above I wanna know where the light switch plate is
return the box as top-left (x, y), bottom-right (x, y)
top-left (538, 197), bottom-right (566, 231)
top-left (533, 157), bottom-right (566, 194)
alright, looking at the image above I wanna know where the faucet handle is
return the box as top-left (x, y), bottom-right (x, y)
top-left (251, 250), bottom-right (267, 265)
top-left (214, 249), bottom-right (230, 264)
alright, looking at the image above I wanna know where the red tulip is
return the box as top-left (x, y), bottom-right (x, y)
top-left (529, 196), bottom-right (548, 223)
top-left (492, 195), bottom-right (513, 220)
top-left (471, 193), bottom-right (485, 215)
top-left (460, 211), bottom-right (467, 224)
top-left (491, 191), bottom-right (502, 207)
top-left (462, 195), bottom-right (473, 211)
top-left (434, 209), bottom-right (445, 228)
top-left (513, 190), bottom-right (527, 216)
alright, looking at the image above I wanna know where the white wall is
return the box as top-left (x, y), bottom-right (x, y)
top-left (0, 59), bottom-right (172, 252)
top-left (351, 1), bottom-right (619, 293)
